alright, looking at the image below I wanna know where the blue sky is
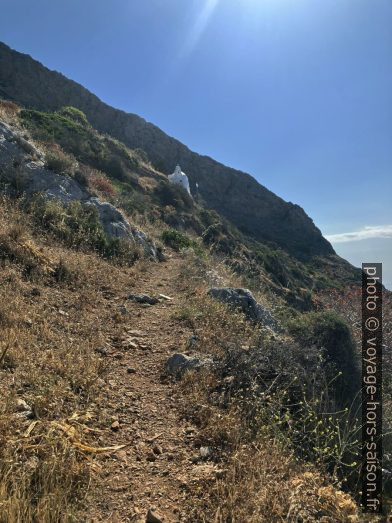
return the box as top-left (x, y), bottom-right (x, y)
top-left (1, 0), bottom-right (391, 286)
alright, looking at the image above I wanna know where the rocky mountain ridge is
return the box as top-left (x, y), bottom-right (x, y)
top-left (0, 41), bottom-right (334, 260)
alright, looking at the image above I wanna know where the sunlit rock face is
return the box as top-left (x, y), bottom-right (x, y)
top-left (168, 165), bottom-right (191, 195)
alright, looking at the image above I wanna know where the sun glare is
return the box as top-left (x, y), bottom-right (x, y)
top-left (179, 0), bottom-right (220, 59)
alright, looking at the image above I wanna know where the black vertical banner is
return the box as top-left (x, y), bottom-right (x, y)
top-left (362, 263), bottom-right (383, 513)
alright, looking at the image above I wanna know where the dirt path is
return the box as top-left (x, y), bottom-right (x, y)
top-left (89, 254), bottom-right (204, 523)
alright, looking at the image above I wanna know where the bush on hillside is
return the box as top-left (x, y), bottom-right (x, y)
top-left (161, 229), bottom-right (195, 251)
top-left (119, 190), bottom-right (149, 216)
top-left (20, 109), bottom-right (139, 187)
top-left (73, 168), bottom-right (89, 188)
top-left (102, 156), bottom-right (129, 182)
top-left (57, 106), bottom-right (90, 127)
top-left (0, 99), bottom-right (20, 119)
top-left (26, 197), bottom-right (140, 264)
top-left (0, 164), bottom-right (29, 196)
top-left (89, 175), bottom-right (116, 197)
top-left (133, 148), bottom-right (149, 164)
top-left (202, 222), bottom-right (237, 255)
top-left (214, 334), bottom-right (360, 482)
top-left (45, 149), bottom-right (75, 175)
top-left (287, 310), bottom-right (360, 405)
top-left (154, 181), bottom-right (193, 210)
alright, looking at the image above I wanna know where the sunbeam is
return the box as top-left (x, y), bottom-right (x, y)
top-left (179, 0), bottom-right (220, 60)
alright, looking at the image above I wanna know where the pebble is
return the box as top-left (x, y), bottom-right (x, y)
top-left (146, 451), bottom-right (157, 462)
top-left (111, 420), bottom-right (120, 431)
top-left (128, 329), bottom-right (145, 337)
top-left (16, 398), bottom-right (31, 412)
top-left (146, 509), bottom-right (163, 523)
top-left (199, 446), bottom-right (212, 459)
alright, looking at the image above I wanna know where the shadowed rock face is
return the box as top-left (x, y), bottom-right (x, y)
top-left (0, 41), bottom-right (334, 260)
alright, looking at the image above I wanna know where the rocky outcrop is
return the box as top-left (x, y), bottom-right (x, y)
top-left (0, 41), bottom-right (334, 260)
top-left (165, 353), bottom-right (213, 378)
top-left (208, 287), bottom-right (277, 330)
top-left (0, 120), bottom-right (160, 260)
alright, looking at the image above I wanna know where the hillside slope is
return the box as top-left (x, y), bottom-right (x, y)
top-left (0, 62), bottom-right (379, 521)
top-left (0, 41), bottom-right (333, 260)
top-left (0, 195), bottom-right (362, 522)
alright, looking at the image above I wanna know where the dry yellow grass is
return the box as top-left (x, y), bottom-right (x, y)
top-left (0, 198), bottom-right (144, 521)
top-left (173, 251), bottom-right (362, 523)
top-left (0, 100), bottom-right (21, 124)
top-left (177, 365), bottom-right (361, 522)
top-left (0, 196), bottom-right (365, 522)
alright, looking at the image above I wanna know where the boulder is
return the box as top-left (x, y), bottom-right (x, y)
top-left (208, 287), bottom-right (277, 330)
top-left (86, 197), bottom-right (131, 239)
top-left (86, 199), bottom-right (162, 260)
top-left (24, 162), bottom-right (88, 202)
top-left (165, 353), bottom-right (212, 378)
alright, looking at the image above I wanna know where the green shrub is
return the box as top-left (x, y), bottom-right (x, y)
top-left (202, 222), bottom-right (237, 255)
top-left (287, 311), bottom-right (360, 406)
top-left (119, 190), bottom-right (148, 216)
top-left (154, 181), bottom-right (193, 210)
top-left (25, 197), bottom-right (140, 264)
top-left (45, 149), bottom-right (75, 175)
top-left (133, 148), bottom-right (149, 164)
top-left (161, 229), bottom-right (195, 251)
top-left (57, 106), bottom-right (90, 127)
top-left (20, 109), bottom-right (138, 186)
top-left (102, 156), bottom-right (128, 182)
top-left (216, 336), bottom-right (360, 483)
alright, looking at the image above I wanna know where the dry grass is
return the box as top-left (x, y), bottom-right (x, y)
top-left (174, 251), bottom-right (362, 522)
top-left (0, 100), bottom-right (20, 125)
top-left (0, 194), bottom-right (369, 521)
top-left (179, 367), bottom-right (360, 522)
top-left (0, 198), bottom-right (147, 521)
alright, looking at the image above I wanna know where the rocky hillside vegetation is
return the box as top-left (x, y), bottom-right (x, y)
top-left (1, 41), bottom-right (335, 260)
top-left (1, 98), bottom-right (391, 521)
top-left (0, 98), bottom-right (360, 310)
top-left (0, 48), bottom-right (391, 519)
